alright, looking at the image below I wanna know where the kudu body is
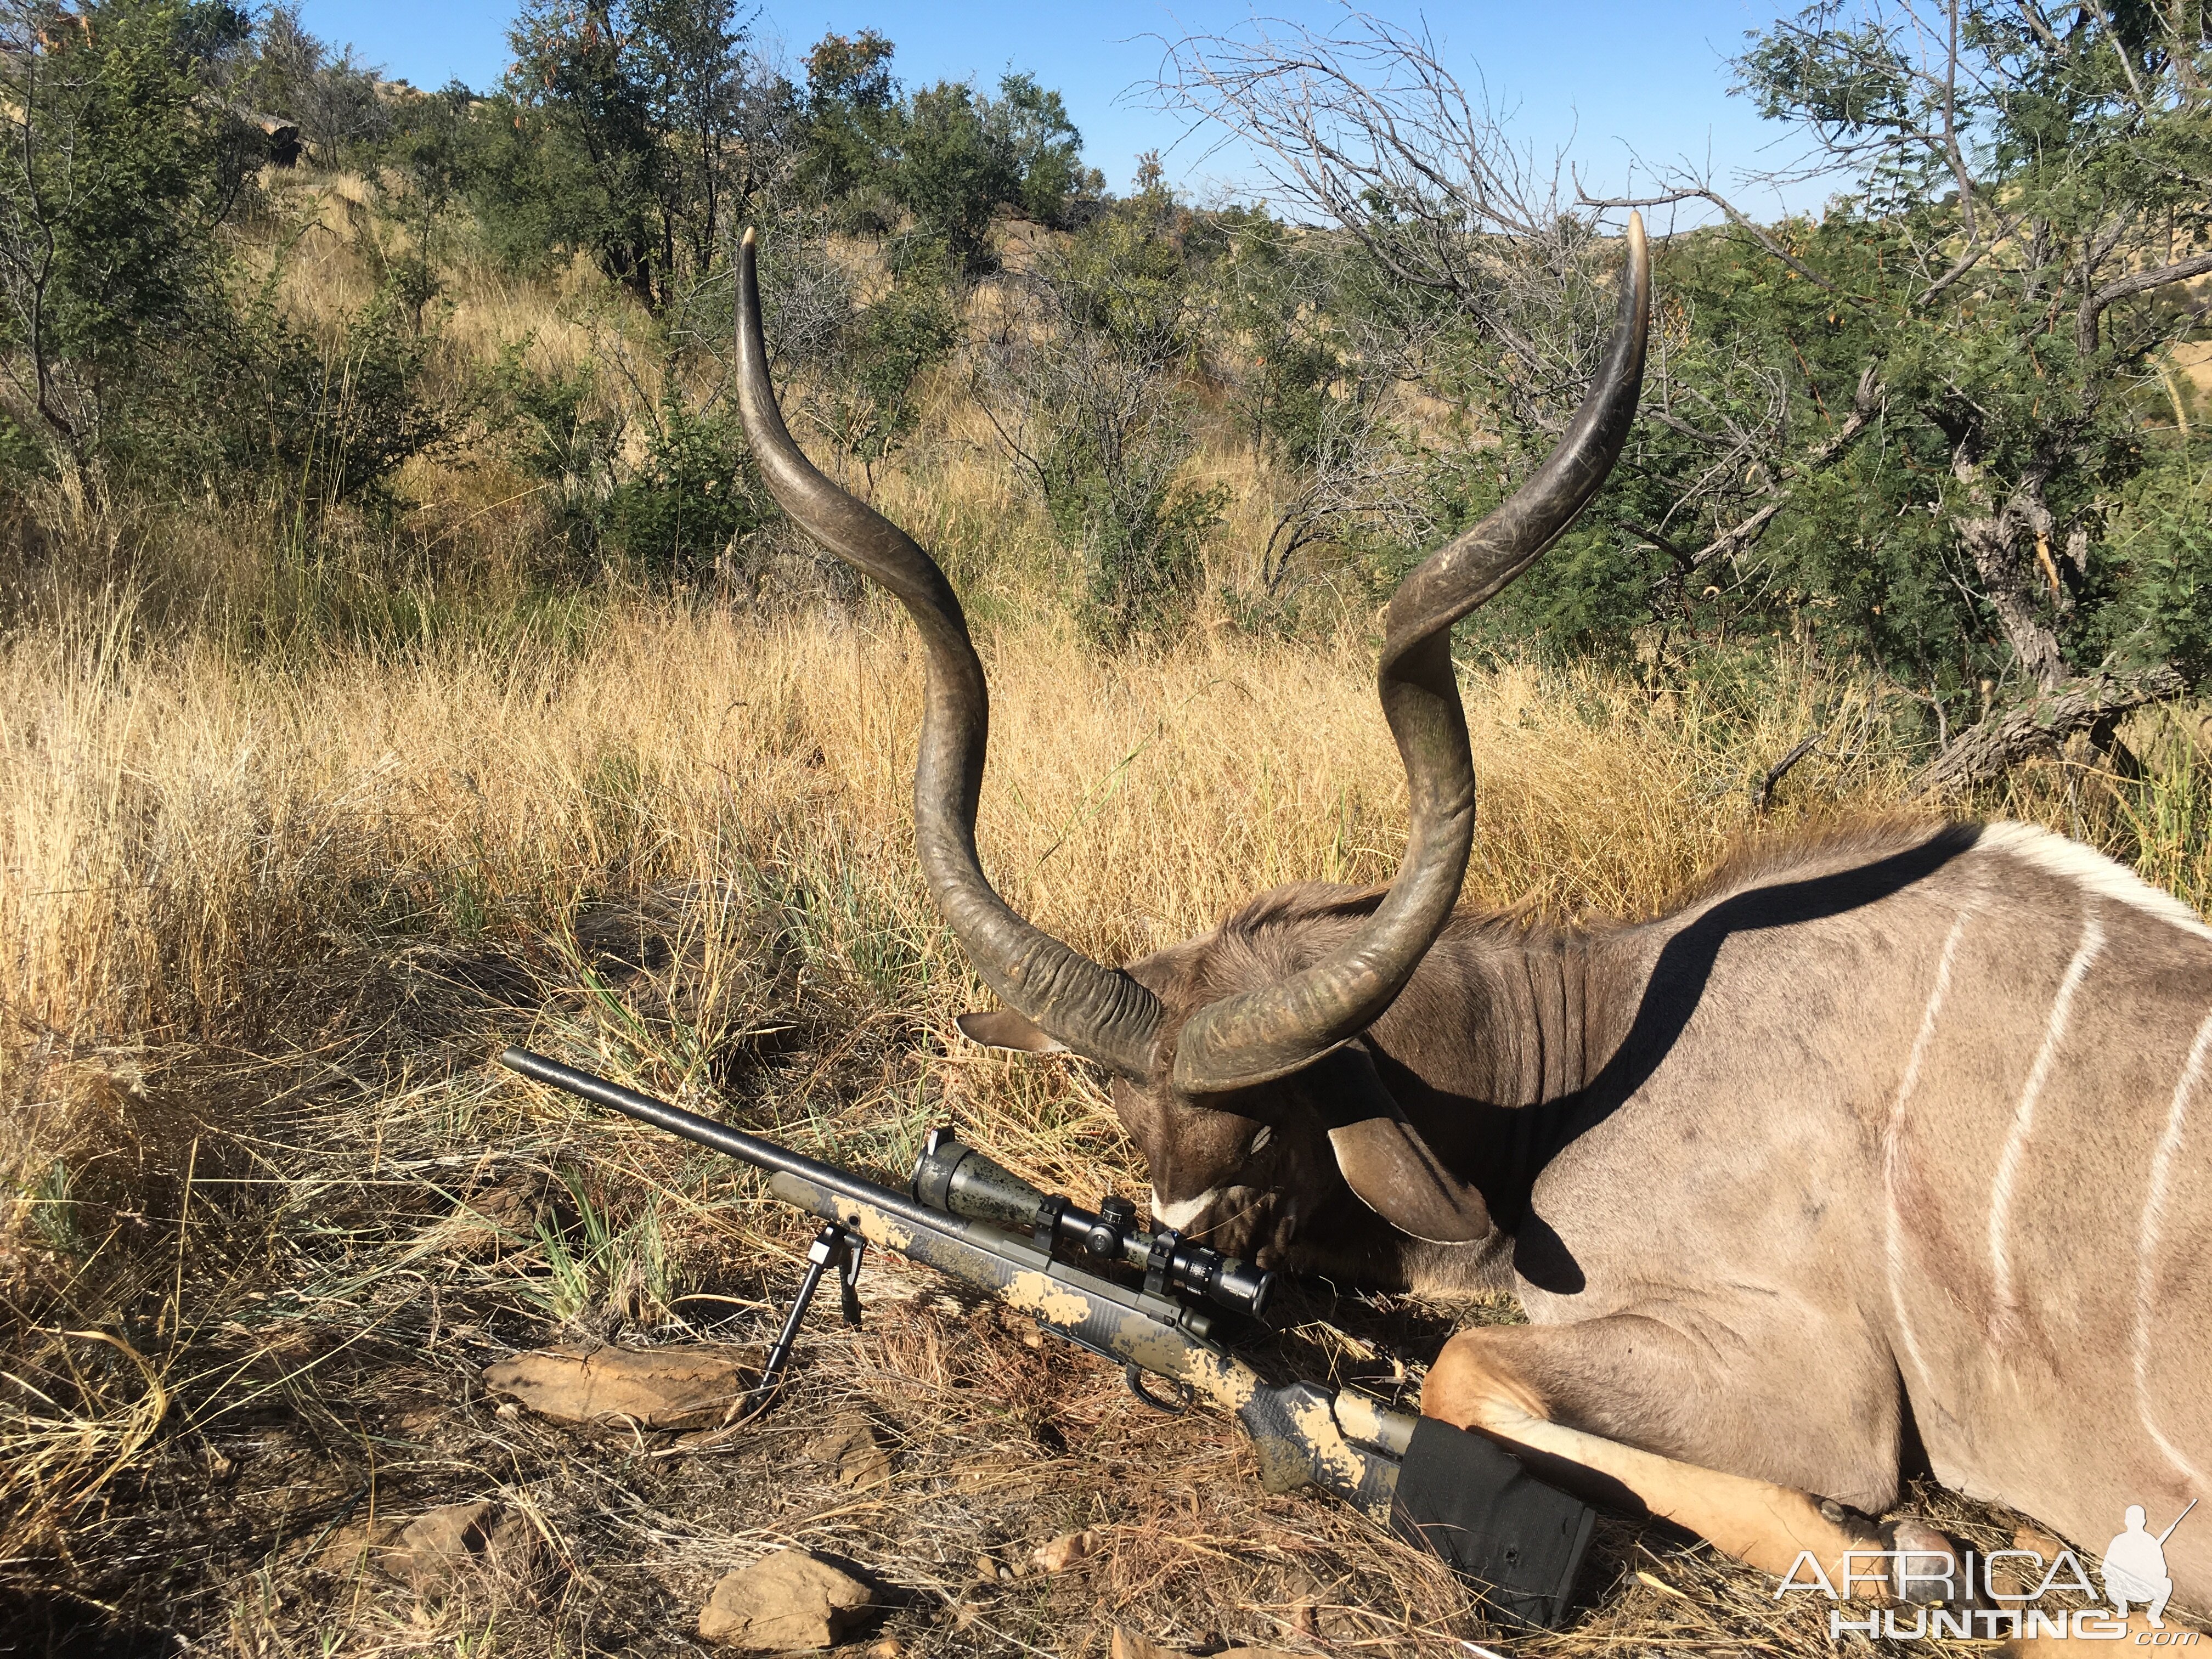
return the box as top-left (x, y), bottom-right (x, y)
top-left (732, 222), bottom-right (2212, 1606)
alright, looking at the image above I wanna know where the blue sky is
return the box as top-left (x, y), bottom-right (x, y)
top-left (300, 0), bottom-right (1836, 219)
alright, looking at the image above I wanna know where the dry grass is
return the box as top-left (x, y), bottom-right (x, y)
top-left (1, 594), bottom-right (1936, 1130)
top-left (2, 577), bottom-right (2207, 1654)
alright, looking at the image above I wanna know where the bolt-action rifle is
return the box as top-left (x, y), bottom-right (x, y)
top-left (500, 1046), bottom-right (1594, 1628)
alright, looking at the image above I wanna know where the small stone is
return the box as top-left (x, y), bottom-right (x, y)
top-left (444, 1181), bottom-right (543, 1255)
top-left (317, 1500), bottom-right (538, 1592)
top-left (394, 1499), bottom-right (496, 1583)
top-left (315, 1517), bottom-right (405, 1576)
top-left (866, 1643), bottom-right (903, 1659)
top-left (972, 1555), bottom-right (1001, 1584)
top-left (494, 1401), bottom-right (521, 1422)
top-left (698, 1549), bottom-right (871, 1650)
top-left (483, 1343), bottom-right (760, 1430)
top-left (1029, 1529), bottom-right (1100, 1575)
top-left (806, 1416), bottom-right (893, 1492)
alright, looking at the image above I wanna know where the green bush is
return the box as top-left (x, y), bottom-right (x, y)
top-left (607, 388), bottom-right (760, 574)
top-left (0, 0), bottom-right (261, 483)
top-left (983, 196), bottom-right (1227, 645)
top-left (482, 343), bottom-right (622, 552)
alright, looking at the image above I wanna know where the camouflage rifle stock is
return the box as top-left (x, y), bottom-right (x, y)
top-left (499, 1046), bottom-right (1594, 1628)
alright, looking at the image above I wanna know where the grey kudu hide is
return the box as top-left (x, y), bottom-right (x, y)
top-left (734, 220), bottom-right (2212, 1606)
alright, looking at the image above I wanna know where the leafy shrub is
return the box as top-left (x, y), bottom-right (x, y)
top-left (817, 259), bottom-right (957, 486)
top-left (606, 389), bottom-right (760, 574)
top-left (980, 196), bottom-right (1226, 644)
top-left (483, 343), bottom-right (622, 551)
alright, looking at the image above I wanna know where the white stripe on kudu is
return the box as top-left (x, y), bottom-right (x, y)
top-left (1978, 821), bottom-right (2212, 941)
top-left (1987, 907), bottom-right (2107, 1339)
top-left (2136, 1009), bottom-right (2212, 1492)
top-left (1886, 906), bottom-right (1977, 1394)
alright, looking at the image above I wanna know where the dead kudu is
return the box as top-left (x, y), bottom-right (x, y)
top-left (733, 221), bottom-right (2212, 1609)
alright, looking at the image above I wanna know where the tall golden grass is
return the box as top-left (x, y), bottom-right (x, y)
top-left (3, 578), bottom-right (2203, 1651)
top-left (12, 578), bottom-right (2206, 1199)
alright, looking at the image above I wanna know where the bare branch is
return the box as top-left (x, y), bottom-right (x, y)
top-left (1689, 368), bottom-right (1886, 569)
top-left (1583, 187), bottom-right (1850, 296)
top-left (1907, 666), bottom-right (2185, 795)
top-left (2078, 249), bottom-right (2212, 353)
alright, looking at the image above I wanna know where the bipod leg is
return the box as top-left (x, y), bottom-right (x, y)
top-left (746, 1222), bottom-right (862, 1414)
top-left (837, 1229), bottom-right (866, 1326)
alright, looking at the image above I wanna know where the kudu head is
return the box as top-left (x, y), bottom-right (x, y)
top-left (734, 217), bottom-right (1649, 1263)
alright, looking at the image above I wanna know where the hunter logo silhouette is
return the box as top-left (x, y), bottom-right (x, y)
top-left (2106, 1500), bottom-right (2196, 1627)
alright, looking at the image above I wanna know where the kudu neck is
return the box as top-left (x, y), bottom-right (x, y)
top-left (1361, 919), bottom-right (1616, 1217)
top-left (1371, 922), bottom-right (1609, 1101)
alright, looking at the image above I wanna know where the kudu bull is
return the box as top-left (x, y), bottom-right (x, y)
top-left (733, 219), bottom-right (2212, 1607)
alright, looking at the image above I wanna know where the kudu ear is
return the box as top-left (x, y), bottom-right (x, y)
top-left (956, 1010), bottom-right (1070, 1055)
top-left (1300, 1044), bottom-right (1494, 1246)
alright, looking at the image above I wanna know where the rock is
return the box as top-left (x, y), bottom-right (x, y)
top-left (315, 1516), bottom-right (405, 1576)
top-left (316, 1500), bottom-right (539, 1589)
top-left (482, 1343), bottom-right (760, 1430)
top-left (972, 1554), bottom-right (1005, 1584)
top-left (395, 1500), bottom-right (497, 1582)
top-left (698, 1550), bottom-right (872, 1650)
top-left (806, 1415), bottom-right (893, 1492)
top-left (445, 1180), bottom-right (543, 1254)
top-left (1029, 1529), bottom-right (1100, 1575)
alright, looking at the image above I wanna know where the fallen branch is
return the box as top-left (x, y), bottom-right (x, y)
top-left (1905, 666), bottom-right (2185, 797)
top-left (1752, 730), bottom-right (1825, 814)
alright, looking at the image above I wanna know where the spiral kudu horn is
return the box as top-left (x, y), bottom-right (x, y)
top-left (734, 230), bottom-right (1165, 1079)
top-left (1170, 213), bottom-right (1651, 1095)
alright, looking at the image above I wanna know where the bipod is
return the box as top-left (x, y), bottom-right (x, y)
top-left (743, 1221), bottom-right (865, 1416)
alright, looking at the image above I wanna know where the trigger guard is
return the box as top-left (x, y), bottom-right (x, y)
top-left (1124, 1364), bottom-right (1192, 1415)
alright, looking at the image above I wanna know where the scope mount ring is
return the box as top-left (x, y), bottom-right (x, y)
top-left (1124, 1363), bottom-right (1192, 1415)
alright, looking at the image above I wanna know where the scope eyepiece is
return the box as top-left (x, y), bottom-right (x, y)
top-left (911, 1127), bottom-right (1274, 1322)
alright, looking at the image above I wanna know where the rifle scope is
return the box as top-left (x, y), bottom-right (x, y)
top-left (910, 1128), bottom-right (1275, 1321)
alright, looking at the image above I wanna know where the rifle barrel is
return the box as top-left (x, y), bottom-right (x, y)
top-left (499, 1047), bottom-right (955, 1242)
top-left (2159, 1498), bottom-right (2198, 1545)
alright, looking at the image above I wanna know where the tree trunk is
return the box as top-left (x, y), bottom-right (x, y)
top-left (1950, 453), bottom-right (2068, 693)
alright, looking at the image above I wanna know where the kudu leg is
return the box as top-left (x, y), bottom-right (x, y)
top-left (1423, 1320), bottom-right (1936, 1598)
